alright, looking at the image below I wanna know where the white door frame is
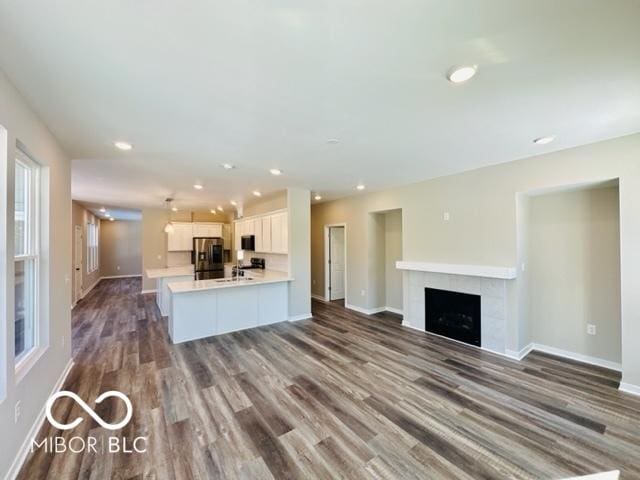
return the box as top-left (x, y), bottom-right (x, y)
top-left (324, 223), bottom-right (347, 303)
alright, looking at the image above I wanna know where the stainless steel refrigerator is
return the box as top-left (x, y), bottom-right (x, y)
top-left (192, 237), bottom-right (224, 280)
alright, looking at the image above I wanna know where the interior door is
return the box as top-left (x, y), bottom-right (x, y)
top-left (74, 225), bottom-right (83, 303)
top-left (329, 227), bottom-right (345, 300)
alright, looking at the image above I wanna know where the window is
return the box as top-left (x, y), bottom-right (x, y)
top-left (14, 150), bottom-right (40, 361)
top-left (87, 221), bottom-right (99, 273)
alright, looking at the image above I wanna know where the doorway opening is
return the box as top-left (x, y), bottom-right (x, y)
top-left (73, 225), bottom-right (83, 305)
top-left (325, 224), bottom-right (346, 303)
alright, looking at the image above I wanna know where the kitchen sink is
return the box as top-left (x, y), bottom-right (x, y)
top-left (215, 277), bottom-right (255, 283)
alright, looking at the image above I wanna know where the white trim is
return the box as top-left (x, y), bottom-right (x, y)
top-left (619, 382), bottom-right (640, 396)
top-left (141, 288), bottom-right (157, 294)
top-left (385, 306), bottom-right (403, 315)
top-left (101, 274), bottom-right (142, 279)
top-left (505, 343), bottom-right (535, 361)
top-left (15, 345), bottom-right (48, 384)
top-left (81, 276), bottom-right (102, 298)
top-left (289, 313), bottom-right (313, 322)
top-left (311, 294), bottom-right (328, 302)
top-left (529, 343), bottom-right (622, 372)
top-left (396, 261), bottom-right (517, 280)
top-left (324, 223), bottom-right (347, 303)
top-left (6, 359), bottom-right (74, 480)
top-left (345, 303), bottom-right (385, 315)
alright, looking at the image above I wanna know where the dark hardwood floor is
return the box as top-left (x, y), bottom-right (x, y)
top-left (18, 277), bottom-right (640, 479)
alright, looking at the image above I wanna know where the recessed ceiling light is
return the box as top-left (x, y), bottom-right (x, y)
top-left (356, 184), bottom-right (365, 191)
top-left (269, 168), bottom-right (283, 176)
top-left (105, 213), bottom-right (111, 217)
top-left (253, 191), bottom-right (262, 197)
top-left (210, 209), bottom-right (216, 214)
top-left (193, 184), bottom-right (203, 190)
top-left (326, 139), bottom-right (340, 144)
top-left (314, 195), bottom-right (322, 201)
top-left (533, 135), bottom-right (556, 145)
top-left (109, 217), bottom-right (115, 222)
top-left (220, 163), bottom-right (235, 170)
top-left (230, 200), bottom-right (237, 206)
top-left (171, 207), bottom-right (178, 212)
top-left (99, 207), bottom-right (106, 213)
top-left (447, 65), bottom-right (477, 83)
top-left (114, 141), bottom-right (133, 151)
top-left (217, 206), bottom-right (224, 212)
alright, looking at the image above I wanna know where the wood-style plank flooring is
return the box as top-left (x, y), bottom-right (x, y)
top-left (18, 277), bottom-right (640, 479)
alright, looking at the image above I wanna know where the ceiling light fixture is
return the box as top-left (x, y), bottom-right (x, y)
top-left (114, 141), bottom-right (133, 151)
top-left (252, 191), bottom-right (262, 197)
top-left (109, 218), bottom-right (115, 222)
top-left (269, 168), bottom-right (283, 176)
top-left (99, 207), bottom-right (106, 213)
top-left (230, 200), bottom-right (237, 206)
top-left (533, 135), bottom-right (555, 145)
top-left (447, 65), bottom-right (477, 83)
top-left (356, 184), bottom-right (365, 191)
top-left (314, 195), bottom-right (322, 201)
top-left (105, 213), bottom-right (111, 217)
top-left (220, 163), bottom-right (235, 170)
top-left (171, 207), bottom-right (178, 212)
top-left (210, 209), bottom-right (216, 214)
top-left (193, 184), bottom-right (203, 190)
top-left (217, 206), bottom-right (224, 212)
top-left (326, 139), bottom-right (340, 144)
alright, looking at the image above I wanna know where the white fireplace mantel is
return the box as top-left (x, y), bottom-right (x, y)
top-left (396, 261), bottom-right (517, 280)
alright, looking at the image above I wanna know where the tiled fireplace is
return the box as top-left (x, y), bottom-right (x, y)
top-left (397, 261), bottom-right (516, 355)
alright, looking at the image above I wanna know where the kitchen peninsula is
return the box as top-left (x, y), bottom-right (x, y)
top-left (167, 270), bottom-right (293, 343)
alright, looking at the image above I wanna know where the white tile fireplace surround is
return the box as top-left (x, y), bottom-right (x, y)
top-left (397, 261), bottom-right (517, 355)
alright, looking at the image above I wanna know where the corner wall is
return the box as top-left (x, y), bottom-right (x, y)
top-left (0, 69), bottom-right (72, 479)
top-left (287, 188), bottom-right (311, 319)
top-left (100, 219), bottom-right (142, 278)
top-left (141, 208), bottom-right (169, 291)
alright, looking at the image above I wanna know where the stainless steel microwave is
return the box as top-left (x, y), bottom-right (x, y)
top-left (241, 235), bottom-right (255, 251)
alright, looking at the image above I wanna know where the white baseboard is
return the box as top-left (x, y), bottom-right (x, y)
top-left (311, 294), bottom-right (328, 302)
top-left (141, 289), bottom-right (157, 294)
top-left (289, 313), bottom-right (313, 322)
top-left (385, 306), bottom-right (403, 315)
top-left (528, 343), bottom-right (622, 372)
top-left (505, 343), bottom-right (535, 361)
top-left (81, 277), bottom-right (102, 299)
top-left (101, 274), bottom-right (143, 280)
top-left (619, 382), bottom-right (640, 396)
top-left (6, 358), bottom-right (74, 480)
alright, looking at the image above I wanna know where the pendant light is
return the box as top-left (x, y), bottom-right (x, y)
top-left (164, 198), bottom-right (175, 234)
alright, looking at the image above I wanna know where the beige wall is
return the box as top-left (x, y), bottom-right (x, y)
top-left (528, 186), bottom-right (621, 363)
top-left (244, 190), bottom-right (287, 217)
top-left (141, 208), bottom-right (169, 291)
top-left (0, 69), bottom-right (72, 478)
top-left (71, 201), bottom-right (101, 299)
top-left (287, 188), bottom-right (311, 318)
top-left (100, 220), bottom-right (142, 277)
top-left (311, 133), bottom-right (640, 388)
top-left (384, 210), bottom-right (403, 311)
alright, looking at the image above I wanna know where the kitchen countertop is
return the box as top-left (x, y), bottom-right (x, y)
top-left (168, 269), bottom-right (292, 294)
top-left (145, 265), bottom-right (194, 279)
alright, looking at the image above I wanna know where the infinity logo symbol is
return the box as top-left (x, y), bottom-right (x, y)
top-left (45, 391), bottom-right (133, 431)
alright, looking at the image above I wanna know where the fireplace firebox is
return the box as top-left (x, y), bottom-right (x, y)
top-left (425, 288), bottom-right (481, 346)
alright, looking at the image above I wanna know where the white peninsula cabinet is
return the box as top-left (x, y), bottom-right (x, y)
top-left (235, 210), bottom-right (288, 254)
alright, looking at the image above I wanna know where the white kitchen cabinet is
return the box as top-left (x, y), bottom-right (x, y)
top-left (270, 212), bottom-right (288, 254)
top-left (193, 223), bottom-right (222, 238)
top-left (167, 223), bottom-right (194, 251)
top-left (255, 216), bottom-right (271, 253)
top-left (234, 221), bottom-right (242, 250)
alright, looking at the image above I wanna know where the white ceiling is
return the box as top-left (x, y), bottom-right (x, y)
top-left (78, 201), bottom-right (142, 222)
top-left (1, 1), bottom-right (639, 210)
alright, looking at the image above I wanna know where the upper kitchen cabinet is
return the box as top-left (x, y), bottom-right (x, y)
top-left (270, 212), bottom-right (288, 254)
top-left (167, 222), bottom-right (194, 251)
top-left (193, 223), bottom-right (222, 238)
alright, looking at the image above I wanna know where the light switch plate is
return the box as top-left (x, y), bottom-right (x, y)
top-left (443, 212), bottom-right (450, 222)
top-left (587, 324), bottom-right (596, 335)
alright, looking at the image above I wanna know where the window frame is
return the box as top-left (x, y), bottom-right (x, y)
top-left (13, 149), bottom-right (42, 371)
top-left (86, 220), bottom-right (99, 274)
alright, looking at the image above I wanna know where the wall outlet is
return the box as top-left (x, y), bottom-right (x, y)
top-left (521, 262), bottom-right (526, 272)
top-left (15, 401), bottom-right (21, 423)
top-left (116, 265), bottom-right (121, 271)
top-left (360, 290), bottom-right (366, 297)
top-left (587, 324), bottom-right (597, 335)
top-left (443, 212), bottom-right (450, 222)
top-left (157, 254), bottom-right (162, 260)
top-left (312, 279), bottom-right (316, 285)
